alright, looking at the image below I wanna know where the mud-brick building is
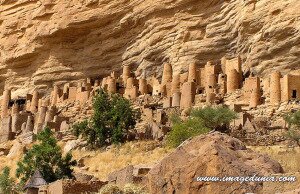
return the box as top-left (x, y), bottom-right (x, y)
top-left (281, 74), bottom-right (300, 102)
top-left (270, 71), bottom-right (300, 104)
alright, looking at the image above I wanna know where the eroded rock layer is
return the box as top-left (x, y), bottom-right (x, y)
top-left (0, 0), bottom-right (299, 92)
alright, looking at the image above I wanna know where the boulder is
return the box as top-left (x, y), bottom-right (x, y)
top-left (74, 173), bottom-right (97, 182)
top-left (7, 141), bottom-right (23, 159)
top-left (279, 189), bottom-right (300, 194)
top-left (147, 132), bottom-right (283, 194)
top-left (18, 131), bottom-right (34, 145)
top-left (108, 165), bottom-right (152, 187)
top-left (262, 172), bottom-right (300, 194)
top-left (63, 139), bottom-right (86, 153)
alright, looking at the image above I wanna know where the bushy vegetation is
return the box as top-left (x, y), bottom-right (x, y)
top-left (167, 114), bottom-right (210, 148)
top-left (0, 167), bottom-right (17, 194)
top-left (16, 127), bottom-right (77, 184)
top-left (284, 111), bottom-right (300, 146)
top-left (73, 89), bottom-right (139, 148)
top-left (72, 119), bottom-right (89, 137)
top-left (191, 106), bottom-right (238, 131)
top-left (167, 106), bottom-right (237, 148)
top-left (285, 110), bottom-right (300, 127)
top-left (285, 130), bottom-right (300, 146)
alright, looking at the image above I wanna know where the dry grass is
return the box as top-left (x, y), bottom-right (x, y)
top-left (2, 139), bottom-right (300, 183)
top-left (249, 145), bottom-right (300, 173)
top-left (72, 140), bottom-right (173, 180)
top-left (96, 183), bottom-right (147, 194)
top-left (0, 139), bottom-right (172, 181)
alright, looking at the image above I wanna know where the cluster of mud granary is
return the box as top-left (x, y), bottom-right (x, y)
top-left (1, 56), bottom-right (300, 144)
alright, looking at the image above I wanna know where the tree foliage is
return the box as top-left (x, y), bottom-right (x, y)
top-left (284, 111), bottom-right (300, 146)
top-left (73, 89), bottom-right (139, 147)
top-left (16, 127), bottom-right (77, 184)
top-left (167, 106), bottom-right (237, 148)
top-left (284, 111), bottom-right (300, 128)
top-left (167, 114), bottom-right (210, 148)
top-left (190, 106), bottom-right (237, 131)
top-left (0, 167), bottom-right (16, 194)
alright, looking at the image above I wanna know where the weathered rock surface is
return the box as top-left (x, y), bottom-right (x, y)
top-left (0, 0), bottom-right (299, 93)
top-left (108, 164), bottom-right (151, 187)
top-left (263, 173), bottom-right (300, 194)
top-left (280, 188), bottom-right (300, 194)
top-left (147, 132), bottom-right (283, 194)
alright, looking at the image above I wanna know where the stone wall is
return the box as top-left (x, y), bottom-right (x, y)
top-left (44, 179), bottom-right (106, 194)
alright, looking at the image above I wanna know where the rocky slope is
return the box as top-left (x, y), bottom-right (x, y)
top-left (147, 132), bottom-right (284, 194)
top-left (0, 0), bottom-right (299, 93)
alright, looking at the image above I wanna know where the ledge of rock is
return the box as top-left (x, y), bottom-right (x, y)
top-left (147, 132), bottom-right (283, 194)
top-left (0, 0), bottom-right (299, 92)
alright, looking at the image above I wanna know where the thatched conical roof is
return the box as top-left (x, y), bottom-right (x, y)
top-left (24, 170), bottom-right (47, 189)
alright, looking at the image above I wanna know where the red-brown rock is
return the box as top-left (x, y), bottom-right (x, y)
top-left (147, 132), bottom-right (283, 194)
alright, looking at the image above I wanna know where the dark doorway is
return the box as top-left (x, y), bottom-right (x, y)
top-left (292, 90), bottom-right (297, 98)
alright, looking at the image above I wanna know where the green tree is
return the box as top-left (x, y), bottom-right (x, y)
top-left (284, 111), bottom-right (300, 146)
top-left (190, 106), bottom-right (237, 131)
top-left (16, 127), bottom-right (77, 184)
top-left (0, 167), bottom-right (16, 194)
top-left (91, 89), bottom-right (112, 146)
top-left (109, 94), bottom-right (137, 143)
top-left (72, 119), bottom-right (89, 137)
top-left (73, 89), bottom-right (139, 147)
top-left (72, 119), bottom-right (97, 145)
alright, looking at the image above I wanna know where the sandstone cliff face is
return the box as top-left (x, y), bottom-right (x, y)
top-left (0, 0), bottom-right (299, 93)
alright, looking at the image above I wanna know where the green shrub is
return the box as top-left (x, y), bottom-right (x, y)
top-left (285, 129), bottom-right (300, 146)
top-left (284, 111), bottom-right (300, 146)
top-left (72, 120), bottom-right (89, 137)
top-left (284, 111), bottom-right (300, 128)
top-left (167, 106), bottom-right (237, 148)
top-left (190, 106), bottom-right (237, 131)
top-left (0, 167), bottom-right (16, 194)
top-left (167, 114), bottom-right (210, 148)
top-left (16, 127), bottom-right (77, 184)
top-left (73, 89), bottom-right (139, 147)
top-left (72, 120), bottom-right (98, 146)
